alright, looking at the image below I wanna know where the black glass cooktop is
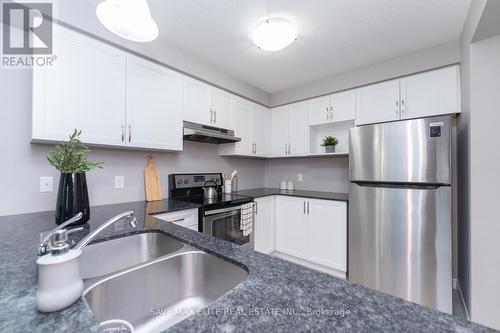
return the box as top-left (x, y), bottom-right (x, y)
top-left (173, 193), bottom-right (253, 210)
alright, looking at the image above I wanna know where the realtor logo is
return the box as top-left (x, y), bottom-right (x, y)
top-left (1, 1), bottom-right (55, 67)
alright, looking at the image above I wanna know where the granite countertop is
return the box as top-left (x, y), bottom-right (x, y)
top-left (0, 199), bottom-right (494, 333)
top-left (234, 188), bottom-right (349, 202)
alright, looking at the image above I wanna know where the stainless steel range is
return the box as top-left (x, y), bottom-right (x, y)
top-left (168, 173), bottom-right (255, 250)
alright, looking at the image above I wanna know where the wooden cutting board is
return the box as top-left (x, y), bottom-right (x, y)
top-left (144, 154), bottom-right (163, 202)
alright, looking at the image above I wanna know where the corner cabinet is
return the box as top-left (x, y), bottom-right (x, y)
top-left (32, 25), bottom-right (183, 151)
top-left (32, 25), bottom-right (127, 146)
top-left (274, 196), bottom-right (347, 272)
top-left (356, 65), bottom-right (460, 126)
top-left (218, 98), bottom-right (267, 157)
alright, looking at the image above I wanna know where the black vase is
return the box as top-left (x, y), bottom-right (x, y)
top-left (55, 173), bottom-right (90, 226)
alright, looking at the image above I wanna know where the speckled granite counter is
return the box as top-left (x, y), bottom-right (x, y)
top-left (0, 199), bottom-right (495, 333)
top-left (234, 188), bottom-right (349, 202)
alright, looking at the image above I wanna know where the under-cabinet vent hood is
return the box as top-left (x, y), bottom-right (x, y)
top-left (183, 121), bottom-right (241, 144)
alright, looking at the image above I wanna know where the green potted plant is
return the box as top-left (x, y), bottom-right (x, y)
top-left (321, 136), bottom-right (339, 153)
top-left (47, 130), bottom-right (103, 226)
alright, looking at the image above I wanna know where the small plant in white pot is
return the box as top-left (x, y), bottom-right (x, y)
top-left (321, 136), bottom-right (338, 153)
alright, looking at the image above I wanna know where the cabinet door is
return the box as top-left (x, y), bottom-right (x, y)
top-left (126, 55), bottom-right (183, 150)
top-left (288, 101), bottom-right (309, 156)
top-left (183, 78), bottom-right (211, 125)
top-left (267, 106), bottom-right (289, 156)
top-left (306, 199), bottom-right (347, 271)
top-left (355, 79), bottom-right (400, 125)
top-left (251, 104), bottom-right (268, 156)
top-left (308, 95), bottom-right (330, 126)
top-left (275, 196), bottom-right (307, 258)
top-left (211, 88), bottom-right (233, 129)
top-left (32, 26), bottom-right (126, 145)
top-left (231, 98), bottom-right (252, 155)
top-left (400, 66), bottom-right (460, 120)
top-left (254, 197), bottom-right (275, 254)
top-left (330, 90), bottom-right (355, 122)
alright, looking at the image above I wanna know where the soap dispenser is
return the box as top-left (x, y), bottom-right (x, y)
top-left (36, 228), bottom-right (83, 312)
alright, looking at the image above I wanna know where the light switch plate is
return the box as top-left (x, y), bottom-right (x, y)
top-left (115, 176), bottom-right (124, 189)
top-left (40, 176), bottom-right (53, 192)
top-left (297, 173), bottom-right (303, 182)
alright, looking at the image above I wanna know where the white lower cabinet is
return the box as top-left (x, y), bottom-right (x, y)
top-left (254, 197), bottom-right (275, 254)
top-left (154, 209), bottom-right (199, 231)
top-left (273, 196), bottom-right (347, 273)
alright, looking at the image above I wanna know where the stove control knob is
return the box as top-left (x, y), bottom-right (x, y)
top-left (184, 179), bottom-right (189, 184)
top-left (177, 179), bottom-right (182, 185)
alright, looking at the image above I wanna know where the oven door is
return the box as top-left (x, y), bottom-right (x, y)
top-left (203, 205), bottom-right (254, 250)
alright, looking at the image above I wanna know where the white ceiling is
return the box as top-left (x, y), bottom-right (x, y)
top-left (115, 0), bottom-right (471, 93)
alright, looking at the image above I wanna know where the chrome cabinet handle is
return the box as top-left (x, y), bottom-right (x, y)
top-left (285, 143), bottom-right (287, 155)
top-left (329, 106), bottom-right (333, 121)
top-left (209, 110), bottom-right (213, 123)
top-left (214, 110), bottom-right (217, 123)
top-left (401, 99), bottom-right (405, 117)
top-left (395, 101), bottom-right (400, 118)
top-left (128, 124), bottom-right (131, 143)
top-left (121, 125), bottom-right (125, 142)
top-left (255, 202), bottom-right (258, 215)
top-left (303, 201), bottom-right (306, 214)
top-left (254, 143), bottom-right (257, 154)
top-left (307, 202), bottom-right (310, 215)
top-left (288, 143), bottom-right (291, 155)
top-left (326, 107), bottom-right (329, 120)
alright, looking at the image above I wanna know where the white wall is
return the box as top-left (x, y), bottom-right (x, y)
top-left (469, 33), bottom-right (500, 330)
top-left (0, 68), bottom-right (265, 216)
top-left (265, 157), bottom-right (349, 193)
top-left (270, 41), bottom-right (461, 106)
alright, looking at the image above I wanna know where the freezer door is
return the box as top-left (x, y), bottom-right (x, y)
top-left (349, 116), bottom-right (451, 184)
top-left (348, 183), bottom-right (452, 313)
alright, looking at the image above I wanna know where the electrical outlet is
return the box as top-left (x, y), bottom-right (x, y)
top-left (115, 176), bottom-right (124, 189)
top-left (40, 176), bottom-right (53, 192)
top-left (297, 173), bottom-right (303, 182)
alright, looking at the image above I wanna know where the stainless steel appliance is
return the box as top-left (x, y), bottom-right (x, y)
top-left (183, 121), bottom-right (241, 144)
top-left (348, 115), bottom-right (452, 313)
top-left (168, 173), bottom-right (254, 250)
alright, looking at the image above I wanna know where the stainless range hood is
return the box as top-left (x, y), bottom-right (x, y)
top-left (183, 121), bottom-right (241, 144)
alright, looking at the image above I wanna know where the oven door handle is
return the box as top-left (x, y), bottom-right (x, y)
top-left (204, 203), bottom-right (252, 216)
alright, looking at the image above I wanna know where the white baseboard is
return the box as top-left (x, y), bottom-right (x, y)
top-left (271, 251), bottom-right (346, 279)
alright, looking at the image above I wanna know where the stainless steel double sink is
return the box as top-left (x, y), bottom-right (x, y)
top-left (80, 232), bottom-right (248, 333)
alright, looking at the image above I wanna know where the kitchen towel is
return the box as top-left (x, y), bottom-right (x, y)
top-left (240, 202), bottom-right (254, 237)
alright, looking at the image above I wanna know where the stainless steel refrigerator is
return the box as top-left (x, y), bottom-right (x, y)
top-left (348, 115), bottom-right (452, 313)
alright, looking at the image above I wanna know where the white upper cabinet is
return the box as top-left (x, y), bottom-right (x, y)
top-left (33, 26), bottom-right (126, 146)
top-left (307, 199), bottom-right (347, 271)
top-left (211, 88), bottom-right (233, 129)
top-left (356, 65), bottom-right (460, 126)
top-left (126, 55), bottom-right (183, 151)
top-left (183, 78), bottom-right (212, 126)
top-left (230, 97), bottom-right (252, 155)
top-left (308, 90), bottom-right (355, 126)
top-left (288, 101), bottom-right (309, 156)
top-left (308, 95), bottom-right (331, 126)
top-left (183, 78), bottom-right (233, 129)
top-left (400, 66), bottom-right (460, 120)
top-left (251, 104), bottom-right (268, 156)
top-left (330, 90), bottom-right (356, 122)
top-left (355, 79), bottom-right (401, 126)
top-left (267, 105), bottom-right (289, 156)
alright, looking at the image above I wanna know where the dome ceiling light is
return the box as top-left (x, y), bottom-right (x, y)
top-left (252, 18), bottom-right (297, 51)
top-left (96, 0), bottom-right (159, 42)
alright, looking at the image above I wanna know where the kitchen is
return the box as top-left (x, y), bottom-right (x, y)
top-left (1, 0), bottom-right (500, 332)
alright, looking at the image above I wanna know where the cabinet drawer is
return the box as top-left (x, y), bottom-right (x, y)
top-left (154, 209), bottom-right (198, 229)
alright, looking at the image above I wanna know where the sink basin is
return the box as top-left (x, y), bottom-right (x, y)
top-left (80, 232), bottom-right (184, 279)
top-left (84, 250), bottom-right (248, 333)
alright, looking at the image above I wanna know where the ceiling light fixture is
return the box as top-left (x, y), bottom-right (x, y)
top-left (252, 18), bottom-right (297, 51)
top-left (96, 0), bottom-right (159, 42)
